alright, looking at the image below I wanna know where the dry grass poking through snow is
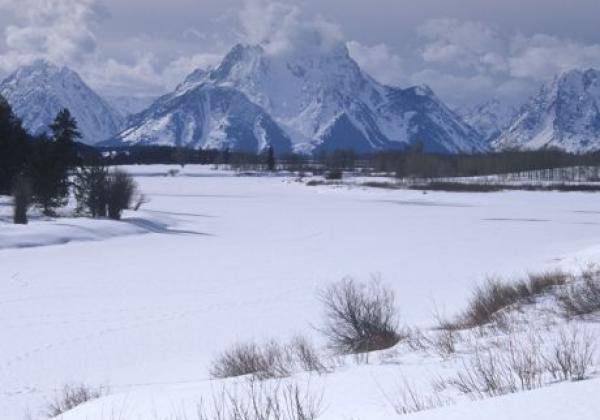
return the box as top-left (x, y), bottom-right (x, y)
top-left (46, 384), bottom-right (107, 418)
top-left (558, 267), bottom-right (600, 317)
top-left (440, 270), bottom-right (570, 330)
top-left (210, 336), bottom-right (329, 380)
top-left (197, 379), bottom-right (323, 420)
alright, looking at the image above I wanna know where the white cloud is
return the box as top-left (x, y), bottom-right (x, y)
top-left (418, 18), bottom-right (509, 74)
top-left (0, 0), bottom-right (224, 96)
top-left (508, 34), bottom-right (600, 80)
top-left (236, 0), bottom-right (343, 56)
top-left (347, 41), bottom-right (408, 86)
top-left (0, 0), bottom-right (105, 72)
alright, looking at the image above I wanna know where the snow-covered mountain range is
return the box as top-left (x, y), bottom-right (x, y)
top-left (4, 55), bottom-right (600, 154)
top-left (0, 60), bottom-right (123, 145)
top-left (494, 68), bottom-right (600, 152)
top-left (457, 98), bottom-right (517, 145)
top-left (108, 43), bottom-right (486, 154)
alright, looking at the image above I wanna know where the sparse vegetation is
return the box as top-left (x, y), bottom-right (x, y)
top-left (544, 327), bottom-right (596, 381)
top-left (197, 379), bottom-right (323, 420)
top-left (210, 337), bottom-right (328, 380)
top-left (558, 268), bottom-right (600, 317)
top-left (443, 271), bottom-right (569, 330)
top-left (46, 384), bottom-right (106, 418)
top-left (318, 277), bottom-right (401, 355)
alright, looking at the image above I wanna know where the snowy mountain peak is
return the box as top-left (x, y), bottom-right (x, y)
top-left (494, 68), bottom-right (600, 152)
top-left (0, 60), bottom-right (123, 144)
top-left (457, 98), bottom-right (517, 144)
top-left (111, 42), bottom-right (486, 154)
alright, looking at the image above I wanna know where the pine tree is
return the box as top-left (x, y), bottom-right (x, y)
top-left (0, 96), bottom-right (30, 194)
top-left (266, 145), bottom-right (276, 172)
top-left (50, 108), bottom-right (81, 169)
top-left (28, 109), bottom-right (82, 215)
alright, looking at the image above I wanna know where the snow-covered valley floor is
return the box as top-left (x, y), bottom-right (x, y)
top-left (2, 165), bottom-right (600, 420)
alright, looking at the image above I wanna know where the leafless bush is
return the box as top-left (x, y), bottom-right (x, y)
top-left (197, 379), bottom-right (323, 420)
top-left (46, 384), bottom-right (107, 418)
top-left (447, 348), bottom-right (517, 398)
top-left (318, 278), bottom-right (400, 355)
top-left (106, 169), bottom-right (139, 220)
top-left (558, 268), bottom-right (600, 317)
top-left (445, 332), bottom-right (547, 398)
top-left (289, 336), bottom-right (328, 374)
top-left (210, 341), bottom-right (293, 380)
top-left (544, 327), bottom-right (596, 381)
top-left (443, 325), bottom-right (597, 399)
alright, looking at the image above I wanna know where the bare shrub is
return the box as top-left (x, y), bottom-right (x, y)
top-left (46, 384), bottom-right (106, 418)
top-left (443, 326), bottom-right (597, 399)
top-left (12, 174), bottom-right (32, 224)
top-left (197, 379), bottom-right (323, 420)
top-left (558, 268), bottom-right (600, 317)
top-left (318, 278), bottom-right (400, 355)
top-left (544, 327), bottom-right (596, 381)
top-left (210, 341), bottom-right (293, 380)
top-left (447, 348), bottom-right (517, 398)
top-left (289, 336), bottom-right (328, 374)
top-left (445, 332), bottom-right (547, 398)
top-left (106, 169), bottom-right (139, 220)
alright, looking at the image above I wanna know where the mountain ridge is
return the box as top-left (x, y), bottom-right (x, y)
top-left (0, 59), bottom-right (123, 144)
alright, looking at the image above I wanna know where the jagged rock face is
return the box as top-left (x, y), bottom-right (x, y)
top-left (0, 60), bottom-right (123, 144)
top-left (112, 43), bottom-right (486, 154)
top-left (457, 98), bottom-right (517, 145)
top-left (494, 69), bottom-right (600, 152)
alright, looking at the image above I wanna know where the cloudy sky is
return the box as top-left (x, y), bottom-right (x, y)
top-left (1, 0), bottom-right (599, 106)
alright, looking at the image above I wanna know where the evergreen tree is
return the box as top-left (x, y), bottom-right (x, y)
top-left (50, 108), bottom-right (81, 169)
top-left (0, 96), bottom-right (30, 194)
top-left (28, 134), bottom-right (68, 215)
top-left (28, 109), bottom-right (82, 215)
top-left (266, 145), bottom-right (276, 172)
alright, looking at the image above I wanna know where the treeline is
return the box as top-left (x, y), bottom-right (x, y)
top-left (367, 149), bottom-right (600, 179)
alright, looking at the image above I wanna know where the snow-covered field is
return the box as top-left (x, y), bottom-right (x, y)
top-left (2, 165), bottom-right (600, 420)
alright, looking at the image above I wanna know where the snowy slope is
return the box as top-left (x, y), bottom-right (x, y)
top-left (457, 98), bottom-right (516, 144)
top-left (113, 85), bottom-right (293, 152)
top-left (112, 43), bottom-right (485, 154)
top-left (494, 68), bottom-right (600, 152)
top-left (0, 60), bottom-right (123, 144)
